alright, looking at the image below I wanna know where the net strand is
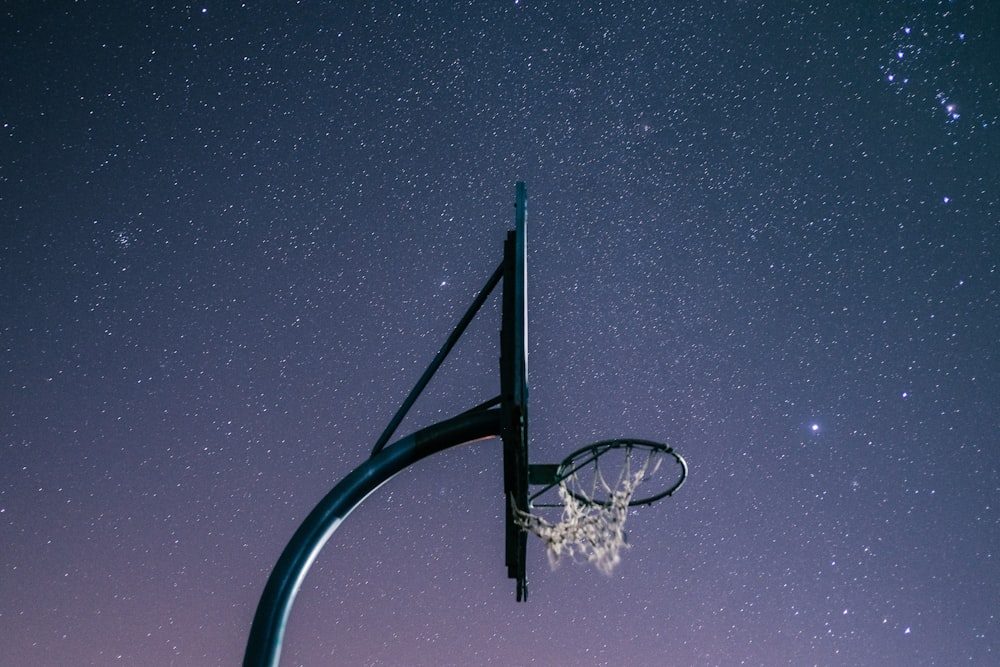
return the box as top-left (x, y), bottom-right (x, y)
top-left (514, 449), bottom-right (663, 575)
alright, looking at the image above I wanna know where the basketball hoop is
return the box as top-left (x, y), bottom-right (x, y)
top-left (515, 439), bottom-right (687, 575)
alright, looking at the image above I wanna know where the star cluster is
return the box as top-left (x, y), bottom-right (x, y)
top-left (880, 3), bottom-right (998, 133)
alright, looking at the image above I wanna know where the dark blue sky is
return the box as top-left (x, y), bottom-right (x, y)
top-left (3, 2), bottom-right (998, 665)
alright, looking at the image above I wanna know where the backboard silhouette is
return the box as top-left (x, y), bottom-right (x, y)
top-left (501, 182), bottom-right (529, 601)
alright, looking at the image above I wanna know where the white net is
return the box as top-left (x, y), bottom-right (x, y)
top-left (514, 457), bottom-right (660, 575)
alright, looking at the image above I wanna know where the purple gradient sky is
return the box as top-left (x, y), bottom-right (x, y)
top-left (3, 2), bottom-right (998, 665)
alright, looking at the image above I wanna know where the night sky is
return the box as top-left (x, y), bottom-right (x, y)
top-left (3, 2), bottom-right (999, 665)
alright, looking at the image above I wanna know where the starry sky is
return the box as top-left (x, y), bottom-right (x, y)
top-left (3, 2), bottom-right (999, 665)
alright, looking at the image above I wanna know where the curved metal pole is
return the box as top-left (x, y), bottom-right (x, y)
top-left (244, 408), bottom-right (503, 667)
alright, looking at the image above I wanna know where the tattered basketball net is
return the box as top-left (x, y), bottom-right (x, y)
top-left (514, 451), bottom-right (663, 575)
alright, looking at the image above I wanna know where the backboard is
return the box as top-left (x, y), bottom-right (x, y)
top-left (501, 182), bottom-right (529, 601)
